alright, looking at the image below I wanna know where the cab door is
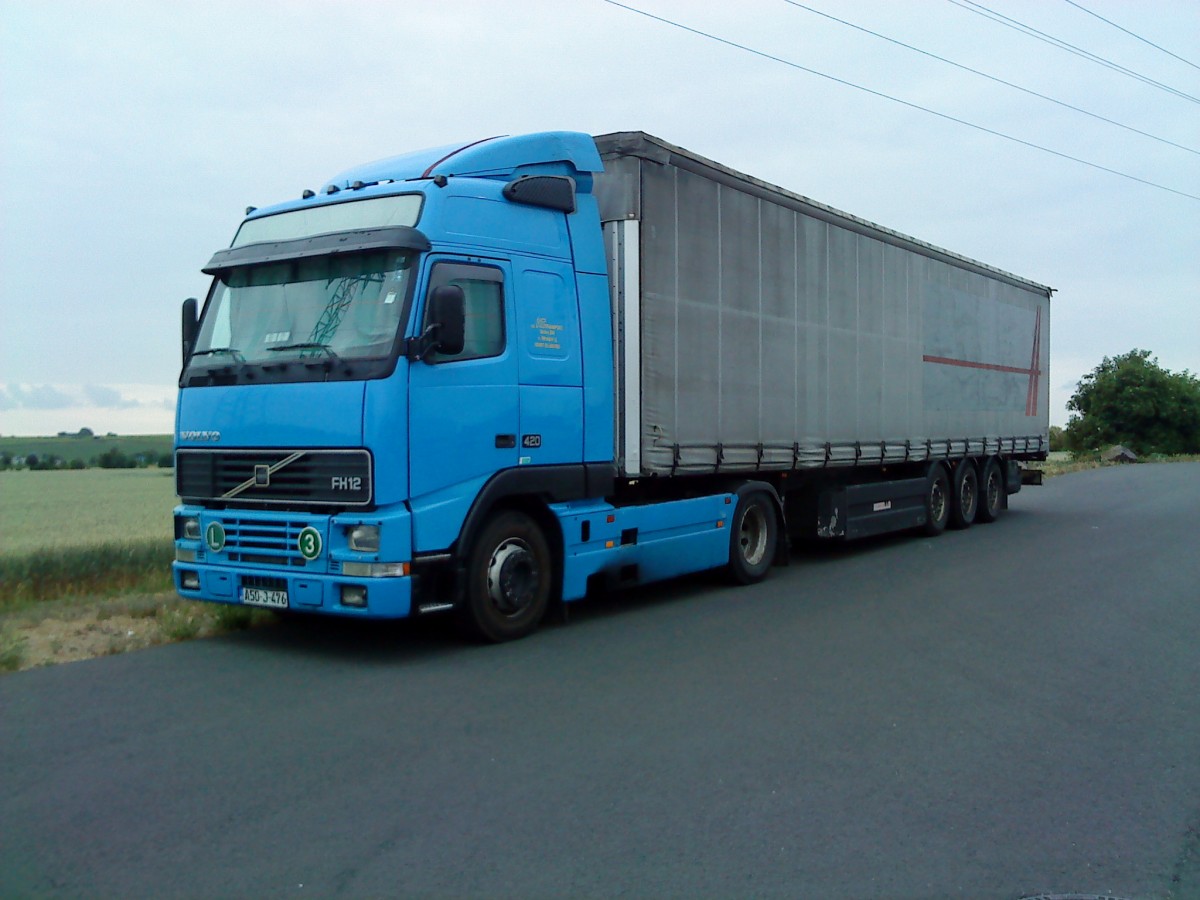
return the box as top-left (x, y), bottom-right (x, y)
top-left (408, 257), bottom-right (518, 551)
top-left (513, 257), bottom-right (583, 467)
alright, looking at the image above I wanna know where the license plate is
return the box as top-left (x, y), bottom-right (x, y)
top-left (242, 587), bottom-right (288, 609)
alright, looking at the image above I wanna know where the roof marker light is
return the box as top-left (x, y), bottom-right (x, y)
top-left (245, 206), bottom-right (257, 215)
top-left (351, 180), bottom-right (365, 190)
top-left (324, 184), bottom-right (340, 195)
top-left (302, 189), bottom-right (315, 199)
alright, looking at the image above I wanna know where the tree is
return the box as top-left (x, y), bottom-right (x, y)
top-left (1064, 350), bottom-right (1200, 456)
top-left (1048, 425), bottom-right (1066, 452)
top-left (97, 448), bottom-right (134, 469)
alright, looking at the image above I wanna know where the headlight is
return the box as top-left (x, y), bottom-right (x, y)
top-left (347, 524), bottom-right (380, 553)
top-left (176, 516), bottom-right (201, 540)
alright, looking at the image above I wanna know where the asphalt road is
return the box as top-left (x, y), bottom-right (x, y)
top-left (3, 463), bottom-right (1199, 899)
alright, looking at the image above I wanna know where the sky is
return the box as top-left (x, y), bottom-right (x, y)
top-left (1, 0), bottom-right (1197, 436)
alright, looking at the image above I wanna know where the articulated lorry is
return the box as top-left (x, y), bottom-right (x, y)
top-left (173, 131), bottom-right (1051, 641)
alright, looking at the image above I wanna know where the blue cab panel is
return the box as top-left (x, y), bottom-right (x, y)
top-left (176, 382), bottom-right (366, 448)
top-left (552, 494), bottom-right (735, 602)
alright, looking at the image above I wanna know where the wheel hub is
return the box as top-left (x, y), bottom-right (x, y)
top-left (739, 506), bottom-right (769, 566)
top-left (486, 539), bottom-right (538, 615)
top-left (931, 481), bottom-right (946, 521)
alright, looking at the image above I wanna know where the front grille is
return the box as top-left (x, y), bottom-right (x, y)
top-left (220, 517), bottom-right (312, 567)
top-left (177, 449), bottom-right (372, 507)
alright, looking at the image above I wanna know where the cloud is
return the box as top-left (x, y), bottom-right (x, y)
top-left (0, 384), bottom-right (76, 410)
top-left (0, 384), bottom-right (176, 436)
top-left (82, 384), bottom-right (142, 408)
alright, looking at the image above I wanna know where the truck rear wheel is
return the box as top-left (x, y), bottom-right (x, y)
top-left (923, 464), bottom-right (951, 536)
top-left (727, 491), bottom-right (777, 585)
top-left (459, 510), bottom-right (551, 642)
top-left (950, 460), bottom-right (978, 529)
top-left (977, 458), bottom-right (1004, 523)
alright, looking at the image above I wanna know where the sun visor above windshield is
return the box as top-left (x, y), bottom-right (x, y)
top-left (203, 226), bottom-right (431, 276)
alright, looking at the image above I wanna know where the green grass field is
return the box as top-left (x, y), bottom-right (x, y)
top-left (0, 433), bottom-right (173, 465)
top-left (1, 468), bottom-right (176, 553)
top-left (1, 468), bottom-right (178, 606)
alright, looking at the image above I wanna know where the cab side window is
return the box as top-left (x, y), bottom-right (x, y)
top-left (425, 262), bottom-right (505, 363)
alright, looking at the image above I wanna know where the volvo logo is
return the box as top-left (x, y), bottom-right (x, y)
top-left (179, 430), bottom-right (221, 442)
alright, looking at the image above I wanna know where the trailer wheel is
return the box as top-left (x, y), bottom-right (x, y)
top-left (459, 510), bottom-right (551, 642)
top-left (950, 460), bottom-right (978, 529)
top-left (976, 458), bottom-right (1003, 523)
top-left (727, 491), bottom-right (777, 585)
top-left (923, 464), bottom-right (951, 536)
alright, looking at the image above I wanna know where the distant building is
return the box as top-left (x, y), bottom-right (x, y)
top-left (1102, 445), bottom-right (1139, 464)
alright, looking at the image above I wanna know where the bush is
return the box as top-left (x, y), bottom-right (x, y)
top-left (96, 448), bottom-right (136, 469)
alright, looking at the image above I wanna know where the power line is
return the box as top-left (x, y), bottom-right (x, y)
top-left (599, 1), bottom-right (1200, 202)
top-left (1061, 0), bottom-right (1200, 72)
top-left (947, 0), bottom-right (1200, 104)
top-left (782, 0), bottom-right (1199, 156)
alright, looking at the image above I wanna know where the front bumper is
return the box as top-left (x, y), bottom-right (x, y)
top-left (172, 561), bottom-right (413, 618)
top-left (173, 504), bottom-right (415, 619)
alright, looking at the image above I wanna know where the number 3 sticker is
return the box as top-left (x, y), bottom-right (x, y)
top-left (298, 527), bottom-right (322, 560)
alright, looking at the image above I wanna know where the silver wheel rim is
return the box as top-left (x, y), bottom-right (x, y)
top-left (739, 504), bottom-right (770, 567)
top-left (931, 479), bottom-right (947, 523)
top-left (485, 538), bottom-right (538, 616)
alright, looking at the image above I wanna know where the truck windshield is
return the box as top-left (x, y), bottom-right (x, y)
top-left (191, 250), bottom-right (414, 369)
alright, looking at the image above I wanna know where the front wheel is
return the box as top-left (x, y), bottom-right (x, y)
top-left (727, 491), bottom-right (778, 585)
top-left (460, 511), bottom-right (552, 643)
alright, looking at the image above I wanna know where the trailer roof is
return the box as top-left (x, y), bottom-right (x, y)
top-left (594, 131), bottom-right (1053, 298)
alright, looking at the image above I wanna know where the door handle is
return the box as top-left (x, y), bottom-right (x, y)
top-left (495, 434), bottom-right (516, 449)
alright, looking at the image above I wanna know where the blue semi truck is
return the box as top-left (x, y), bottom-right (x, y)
top-left (173, 131), bottom-right (1051, 641)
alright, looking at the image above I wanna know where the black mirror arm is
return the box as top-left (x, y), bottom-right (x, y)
top-left (405, 323), bottom-right (441, 362)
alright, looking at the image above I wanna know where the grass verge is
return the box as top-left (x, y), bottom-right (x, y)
top-left (1, 536), bottom-right (279, 672)
top-left (1028, 453), bottom-right (1200, 479)
top-left (0, 539), bottom-right (174, 612)
top-left (0, 591), bottom-right (278, 673)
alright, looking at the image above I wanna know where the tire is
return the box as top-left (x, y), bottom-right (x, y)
top-left (976, 458), bottom-right (1003, 523)
top-left (459, 510), bottom-right (552, 642)
top-left (727, 491), bottom-right (777, 585)
top-left (923, 464), bottom-right (951, 536)
top-left (950, 459), bottom-right (978, 529)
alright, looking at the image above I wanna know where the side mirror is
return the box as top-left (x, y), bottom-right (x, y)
top-left (182, 297), bottom-right (199, 363)
top-left (430, 285), bottom-right (466, 356)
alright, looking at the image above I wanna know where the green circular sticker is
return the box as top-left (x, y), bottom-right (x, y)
top-left (298, 526), bottom-right (322, 560)
top-left (205, 521), bottom-right (226, 553)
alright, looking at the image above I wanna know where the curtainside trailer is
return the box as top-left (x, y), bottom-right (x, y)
top-left (173, 130), bottom-right (1051, 640)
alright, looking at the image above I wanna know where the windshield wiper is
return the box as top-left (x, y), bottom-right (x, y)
top-left (266, 342), bottom-right (340, 359)
top-left (191, 347), bottom-right (246, 362)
